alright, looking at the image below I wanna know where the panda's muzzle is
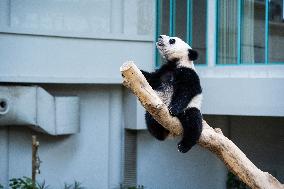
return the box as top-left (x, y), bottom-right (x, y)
top-left (157, 38), bottom-right (164, 47)
top-left (157, 41), bottom-right (164, 46)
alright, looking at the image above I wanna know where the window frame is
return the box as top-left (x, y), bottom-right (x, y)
top-left (215, 0), bottom-right (284, 66)
top-left (155, 0), bottom-right (208, 67)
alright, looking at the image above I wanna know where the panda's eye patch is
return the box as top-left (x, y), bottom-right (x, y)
top-left (169, 38), bottom-right (176, 44)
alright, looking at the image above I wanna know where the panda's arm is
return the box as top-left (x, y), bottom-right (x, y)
top-left (169, 68), bottom-right (202, 116)
top-left (141, 63), bottom-right (175, 88)
top-left (140, 70), bottom-right (162, 89)
top-left (140, 70), bottom-right (153, 81)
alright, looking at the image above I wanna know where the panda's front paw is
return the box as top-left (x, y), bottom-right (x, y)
top-left (177, 142), bottom-right (191, 153)
top-left (168, 106), bottom-right (179, 116)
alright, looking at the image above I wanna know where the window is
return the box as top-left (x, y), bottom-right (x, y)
top-left (156, 0), bottom-right (208, 66)
top-left (217, 0), bottom-right (284, 65)
top-left (269, 0), bottom-right (284, 63)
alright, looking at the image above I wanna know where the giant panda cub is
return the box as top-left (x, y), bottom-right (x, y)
top-left (141, 35), bottom-right (203, 153)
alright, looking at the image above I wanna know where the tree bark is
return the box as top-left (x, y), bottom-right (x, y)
top-left (120, 61), bottom-right (284, 189)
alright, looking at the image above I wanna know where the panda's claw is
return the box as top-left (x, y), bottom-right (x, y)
top-left (177, 142), bottom-right (191, 153)
top-left (168, 106), bottom-right (179, 116)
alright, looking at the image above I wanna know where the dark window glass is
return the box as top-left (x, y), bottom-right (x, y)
top-left (175, 0), bottom-right (187, 41)
top-left (217, 0), bottom-right (284, 65)
top-left (217, 0), bottom-right (238, 64)
top-left (192, 0), bottom-right (207, 64)
top-left (159, 0), bottom-right (170, 35)
top-left (269, 0), bottom-right (284, 63)
top-left (241, 0), bottom-right (266, 64)
top-left (156, 0), bottom-right (207, 65)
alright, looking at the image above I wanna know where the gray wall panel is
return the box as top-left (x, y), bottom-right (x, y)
top-left (201, 78), bottom-right (284, 117)
top-left (8, 127), bottom-right (33, 179)
top-left (0, 128), bottom-right (9, 188)
top-left (136, 130), bottom-right (227, 189)
top-left (0, 85), bottom-right (124, 188)
top-left (0, 0), bottom-right (154, 41)
top-left (131, 76), bottom-right (284, 132)
top-left (1, 1), bottom-right (284, 188)
top-left (0, 33), bottom-right (154, 83)
top-left (136, 115), bottom-right (284, 188)
top-left (230, 116), bottom-right (284, 183)
top-left (108, 89), bottom-right (123, 188)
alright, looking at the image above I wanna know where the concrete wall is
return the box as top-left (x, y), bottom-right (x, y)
top-left (0, 0), bottom-right (155, 83)
top-left (136, 115), bottom-right (229, 189)
top-left (0, 0), bottom-right (155, 188)
top-left (136, 115), bottom-right (284, 188)
top-left (0, 85), bottom-right (124, 188)
top-left (1, 1), bottom-right (284, 189)
top-left (229, 116), bottom-right (284, 183)
top-left (136, 132), bottom-right (228, 189)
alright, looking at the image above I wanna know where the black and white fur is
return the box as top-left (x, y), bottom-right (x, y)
top-left (141, 35), bottom-right (203, 153)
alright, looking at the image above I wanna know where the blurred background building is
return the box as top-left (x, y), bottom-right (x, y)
top-left (0, 0), bottom-right (283, 188)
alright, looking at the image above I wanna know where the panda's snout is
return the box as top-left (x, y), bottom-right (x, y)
top-left (157, 36), bottom-right (164, 46)
top-left (157, 41), bottom-right (164, 46)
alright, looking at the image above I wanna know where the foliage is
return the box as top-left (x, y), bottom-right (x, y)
top-left (227, 172), bottom-right (250, 189)
top-left (9, 177), bottom-right (34, 189)
top-left (63, 181), bottom-right (84, 189)
top-left (37, 181), bottom-right (49, 189)
top-left (9, 177), bottom-right (49, 189)
top-left (0, 180), bottom-right (145, 189)
top-left (127, 186), bottom-right (144, 189)
top-left (8, 177), bottom-right (84, 189)
top-left (120, 184), bottom-right (145, 189)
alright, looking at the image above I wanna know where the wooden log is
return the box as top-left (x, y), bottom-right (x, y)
top-left (120, 61), bottom-right (284, 189)
top-left (32, 135), bottom-right (39, 189)
top-left (32, 135), bottom-right (37, 189)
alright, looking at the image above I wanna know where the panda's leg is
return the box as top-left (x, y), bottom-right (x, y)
top-left (176, 107), bottom-right (203, 153)
top-left (145, 112), bottom-right (169, 141)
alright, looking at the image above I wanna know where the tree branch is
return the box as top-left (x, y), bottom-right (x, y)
top-left (120, 61), bottom-right (283, 189)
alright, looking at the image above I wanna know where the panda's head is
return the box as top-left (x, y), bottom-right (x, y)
top-left (156, 35), bottom-right (198, 67)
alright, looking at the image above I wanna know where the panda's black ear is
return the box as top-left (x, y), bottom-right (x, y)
top-left (188, 49), bottom-right (198, 61)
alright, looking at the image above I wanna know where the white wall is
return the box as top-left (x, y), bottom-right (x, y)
top-left (1, 1), bottom-right (284, 188)
top-left (0, 0), bottom-right (155, 84)
top-left (0, 1), bottom-right (156, 187)
top-left (229, 116), bottom-right (284, 183)
top-left (0, 85), bottom-right (125, 188)
top-left (136, 115), bottom-right (229, 189)
top-left (136, 115), bottom-right (284, 188)
top-left (137, 131), bottom-right (228, 189)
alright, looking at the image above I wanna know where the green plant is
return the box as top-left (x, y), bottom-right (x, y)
top-left (8, 177), bottom-right (84, 189)
top-left (64, 183), bottom-right (72, 189)
top-left (227, 172), bottom-right (250, 189)
top-left (120, 184), bottom-right (145, 189)
top-left (127, 186), bottom-right (144, 189)
top-left (9, 177), bottom-right (49, 189)
top-left (37, 181), bottom-right (49, 189)
top-left (64, 181), bottom-right (84, 189)
top-left (9, 177), bottom-right (34, 189)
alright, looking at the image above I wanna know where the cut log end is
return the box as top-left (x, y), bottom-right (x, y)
top-left (120, 61), bottom-right (135, 72)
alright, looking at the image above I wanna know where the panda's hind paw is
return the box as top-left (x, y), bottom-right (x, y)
top-left (177, 142), bottom-right (191, 153)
